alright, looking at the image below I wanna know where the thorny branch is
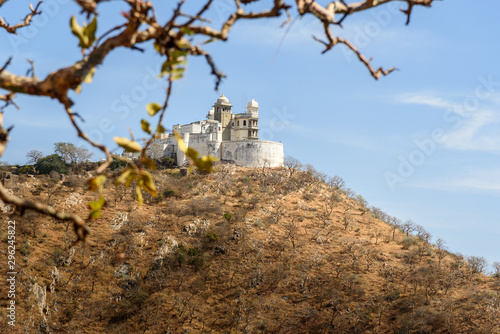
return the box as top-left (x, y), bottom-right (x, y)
top-left (0, 0), bottom-right (436, 241)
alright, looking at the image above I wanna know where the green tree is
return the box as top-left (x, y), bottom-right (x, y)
top-left (35, 154), bottom-right (68, 175)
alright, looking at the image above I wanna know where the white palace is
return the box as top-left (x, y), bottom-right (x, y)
top-left (132, 94), bottom-right (284, 167)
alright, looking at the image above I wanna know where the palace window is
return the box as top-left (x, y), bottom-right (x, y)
top-left (243, 120), bottom-right (247, 126)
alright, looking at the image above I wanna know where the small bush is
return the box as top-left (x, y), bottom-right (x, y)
top-left (206, 232), bottom-right (219, 243)
top-left (224, 212), bottom-right (233, 222)
top-left (48, 248), bottom-right (64, 266)
top-left (402, 237), bottom-right (418, 250)
top-left (158, 156), bottom-right (175, 169)
top-left (62, 307), bottom-right (76, 322)
top-left (162, 188), bottom-right (177, 198)
top-left (302, 192), bottom-right (315, 201)
top-left (19, 165), bottom-right (35, 174)
top-left (35, 154), bottom-right (68, 174)
top-left (109, 157), bottom-right (128, 171)
top-left (128, 291), bottom-right (150, 307)
top-left (19, 241), bottom-right (31, 256)
top-left (387, 291), bottom-right (400, 301)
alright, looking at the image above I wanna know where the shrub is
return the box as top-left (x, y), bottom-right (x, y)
top-left (109, 157), bottom-right (128, 171)
top-left (224, 212), bottom-right (233, 222)
top-left (206, 232), bottom-right (219, 243)
top-left (35, 154), bottom-right (68, 174)
top-left (19, 165), bottom-right (35, 174)
top-left (62, 307), bottom-right (76, 322)
top-left (128, 291), bottom-right (150, 307)
top-left (302, 192), bottom-right (315, 201)
top-left (19, 241), bottom-right (31, 256)
top-left (402, 237), bottom-right (418, 250)
top-left (158, 156), bottom-right (175, 169)
top-left (162, 188), bottom-right (177, 198)
top-left (48, 248), bottom-right (64, 266)
top-left (387, 291), bottom-right (400, 301)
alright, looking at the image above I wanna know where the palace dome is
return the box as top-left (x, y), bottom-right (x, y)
top-left (217, 93), bottom-right (230, 104)
top-left (247, 99), bottom-right (259, 108)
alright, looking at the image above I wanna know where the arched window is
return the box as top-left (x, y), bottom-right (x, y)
top-left (237, 121), bottom-right (239, 126)
top-left (243, 120), bottom-right (247, 126)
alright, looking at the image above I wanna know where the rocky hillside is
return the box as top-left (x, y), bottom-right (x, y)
top-left (1, 164), bottom-right (499, 333)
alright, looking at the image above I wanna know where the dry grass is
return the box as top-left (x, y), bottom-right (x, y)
top-left (0, 166), bottom-right (498, 333)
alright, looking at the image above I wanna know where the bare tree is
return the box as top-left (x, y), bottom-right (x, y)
top-left (323, 190), bottom-right (341, 217)
top-left (493, 262), bottom-right (500, 278)
top-left (0, 0), bottom-right (439, 240)
top-left (343, 211), bottom-right (352, 231)
top-left (434, 238), bottom-right (448, 268)
top-left (373, 229), bottom-right (383, 245)
top-left (327, 175), bottom-right (345, 191)
top-left (284, 218), bottom-right (299, 249)
top-left (389, 216), bottom-right (401, 241)
top-left (467, 256), bottom-right (488, 276)
top-left (26, 149), bottom-right (44, 164)
top-left (413, 223), bottom-right (431, 243)
top-left (284, 155), bottom-right (302, 178)
top-left (401, 220), bottom-right (416, 236)
top-left (54, 142), bottom-right (93, 164)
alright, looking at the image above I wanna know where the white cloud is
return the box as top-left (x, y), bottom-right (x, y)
top-left (441, 109), bottom-right (500, 152)
top-left (401, 95), bottom-right (455, 111)
top-left (401, 94), bottom-right (500, 152)
top-left (408, 169), bottom-right (500, 193)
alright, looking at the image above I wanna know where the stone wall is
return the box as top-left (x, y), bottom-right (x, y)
top-left (221, 140), bottom-right (284, 167)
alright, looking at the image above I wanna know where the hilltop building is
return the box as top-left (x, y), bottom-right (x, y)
top-left (129, 94), bottom-right (284, 167)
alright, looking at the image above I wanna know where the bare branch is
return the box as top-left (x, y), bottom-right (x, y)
top-left (0, 2), bottom-right (43, 34)
top-left (26, 59), bottom-right (36, 78)
top-left (0, 3), bottom-right (156, 106)
top-left (0, 92), bottom-right (19, 110)
top-left (0, 181), bottom-right (89, 243)
top-left (313, 23), bottom-right (396, 80)
top-left (0, 57), bottom-right (12, 73)
top-left (188, 0), bottom-right (290, 40)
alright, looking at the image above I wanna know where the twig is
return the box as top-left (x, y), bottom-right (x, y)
top-left (0, 1), bottom-right (43, 34)
top-left (26, 59), bottom-right (35, 78)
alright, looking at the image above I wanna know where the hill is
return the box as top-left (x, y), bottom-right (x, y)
top-left (1, 164), bottom-right (499, 333)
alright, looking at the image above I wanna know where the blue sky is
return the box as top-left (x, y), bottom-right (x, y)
top-left (1, 1), bottom-right (499, 268)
